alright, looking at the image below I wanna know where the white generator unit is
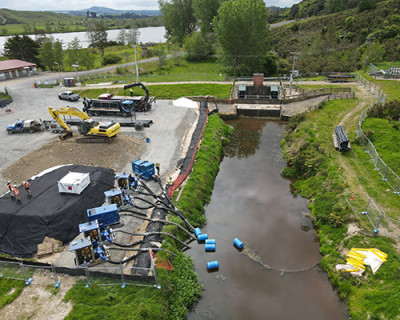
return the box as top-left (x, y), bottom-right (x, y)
top-left (58, 172), bottom-right (90, 194)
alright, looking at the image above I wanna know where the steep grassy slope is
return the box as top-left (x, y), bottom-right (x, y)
top-left (270, 0), bottom-right (400, 73)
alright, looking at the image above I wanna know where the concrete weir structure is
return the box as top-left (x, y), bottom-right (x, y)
top-left (218, 103), bottom-right (282, 119)
top-left (216, 73), bottom-right (355, 120)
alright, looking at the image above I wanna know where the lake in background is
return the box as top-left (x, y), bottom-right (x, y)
top-left (0, 26), bottom-right (166, 54)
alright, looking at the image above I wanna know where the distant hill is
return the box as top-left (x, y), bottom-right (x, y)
top-left (55, 6), bottom-right (160, 17)
top-left (0, 7), bottom-right (162, 36)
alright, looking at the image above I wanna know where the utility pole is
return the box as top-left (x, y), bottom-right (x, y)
top-left (134, 45), bottom-right (139, 83)
top-left (54, 62), bottom-right (61, 86)
top-left (289, 52), bottom-right (299, 96)
top-left (364, 38), bottom-right (373, 74)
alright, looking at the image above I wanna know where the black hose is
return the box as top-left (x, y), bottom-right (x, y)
top-left (132, 203), bottom-right (155, 210)
top-left (121, 209), bottom-right (147, 216)
top-left (139, 180), bottom-right (157, 198)
top-left (110, 239), bottom-right (143, 247)
top-left (120, 212), bottom-right (195, 239)
top-left (134, 195), bottom-right (157, 207)
top-left (114, 230), bottom-right (191, 249)
top-left (105, 253), bottom-right (138, 265)
top-left (108, 247), bottom-right (176, 256)
top-left (159, 206), bottom-right (195, 233)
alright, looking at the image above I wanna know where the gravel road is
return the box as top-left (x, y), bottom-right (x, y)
top-left (0, 81), bottom-right (199, 195)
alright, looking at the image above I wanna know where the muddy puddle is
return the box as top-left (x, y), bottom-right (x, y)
top-left (188, 118), bottom-right (348, 320)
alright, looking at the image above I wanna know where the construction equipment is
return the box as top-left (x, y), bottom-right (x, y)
top-left (48, 107), bottom-right (120, 143)
top-left (6, 119), bottom-right (45, 134)
top-left (121, 82), bottom-right (155, 112)
top-left (82, 98), bottom-right (135, 117)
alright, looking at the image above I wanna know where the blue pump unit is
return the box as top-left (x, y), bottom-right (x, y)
top-left (87, 204), bottom-right (120, 228)
top-left (79, 220), bottom-right (102, 246)
top-left (104, 188), bottom-right (123, 207)
top-left (115, 172), bottom-right (130, 190)
top-left (132, 159), bottom-right (146, 174)
top-left (131, 159), bottom-right (155, 180)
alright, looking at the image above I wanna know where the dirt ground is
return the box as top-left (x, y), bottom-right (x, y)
top-left (0, 272), bottom-right (75, 320)
top-left (2, 135), bottom-right (143, 184)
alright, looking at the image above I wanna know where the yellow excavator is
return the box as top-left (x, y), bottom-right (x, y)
top-left (48, 107), bottom-right (121, 143)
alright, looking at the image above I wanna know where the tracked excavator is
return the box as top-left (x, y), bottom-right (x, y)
top-left (48, 107), bottom-right (121, 143)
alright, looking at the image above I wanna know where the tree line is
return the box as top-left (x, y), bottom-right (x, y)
top-left (159, 0), bottom-right (275, 76)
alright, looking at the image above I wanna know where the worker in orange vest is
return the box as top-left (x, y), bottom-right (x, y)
top-left (13, 185), bottom-right (20, 201)
top-left (23, 181), bottom-right (31, 196)
top-left (7, 181), bottom-right (14, 199)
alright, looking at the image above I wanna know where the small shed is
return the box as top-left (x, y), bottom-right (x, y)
top-left (0, 59), bottom-right (37, 80)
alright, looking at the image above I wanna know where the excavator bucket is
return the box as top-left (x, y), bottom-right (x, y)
top-left (59, 131), bottom-right (73, 141)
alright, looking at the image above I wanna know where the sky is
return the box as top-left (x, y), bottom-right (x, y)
top-left (0, 0), bottom-right (301, 11)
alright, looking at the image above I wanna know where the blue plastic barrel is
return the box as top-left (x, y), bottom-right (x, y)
top-left (205, 239), bottom-right (216, 245)
top-left (146, 138), bottom-right (150, 143)
top-left (205, 243), bottom-right (216, 252)
top-left (233, 238), bottom-right (244, 249)
top-left (197, 233), bottom-right (208, 241)
top-left (207, 260), bottom-right (219, 270)
top-left (194, 228), bottom-right (202, 237)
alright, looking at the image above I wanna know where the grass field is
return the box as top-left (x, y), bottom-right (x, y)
top-left (358, 71), bottom-right (400, 101)
top-left (75, 83), bottom-right (232, 100)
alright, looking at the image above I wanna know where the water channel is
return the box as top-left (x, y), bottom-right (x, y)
top-left (188, 118), bottom-right (349, 320)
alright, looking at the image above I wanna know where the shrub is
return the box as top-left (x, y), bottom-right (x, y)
top-left (102, 54), bottom-right (122, 66)
top-left (116, 67), bottom-right (128, 74)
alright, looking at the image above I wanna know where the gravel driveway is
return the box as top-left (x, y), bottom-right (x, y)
top-left (0, 81), bottom-right (199, 195)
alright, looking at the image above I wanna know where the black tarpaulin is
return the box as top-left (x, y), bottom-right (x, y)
top-left (0, 165), bottom-right (115, 258)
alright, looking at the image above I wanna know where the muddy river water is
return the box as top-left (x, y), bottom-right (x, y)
top-left (188, 118), bottom-right (349, 320)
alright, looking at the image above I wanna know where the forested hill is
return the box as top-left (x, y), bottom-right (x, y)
top-left (268, 0), bottom-right (392, 22)
top-left (269, 0), bottom-right (400, 72)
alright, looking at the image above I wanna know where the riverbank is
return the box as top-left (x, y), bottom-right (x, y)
top-left (282, 89), bottom-right (400, 319)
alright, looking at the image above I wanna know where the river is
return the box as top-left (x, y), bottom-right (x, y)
top-left (188, 118), bottom-right (349, 320)
top-left (0, 26), bottom-right (166, 53)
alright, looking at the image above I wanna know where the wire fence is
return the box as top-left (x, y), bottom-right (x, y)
top-left (0, 250), bottom-right (160, 289)
top-left (346, 195), bottom-right (400, 235)
top-left (354, 72), bottom-right (400, 196)
top-left (369, 63), bottom-right (400, 79)
top-left (344, 72), bottom-right (400, 233)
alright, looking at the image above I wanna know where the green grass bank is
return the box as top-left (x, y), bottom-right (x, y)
top-left (282, 98), bottom-right (400, 319)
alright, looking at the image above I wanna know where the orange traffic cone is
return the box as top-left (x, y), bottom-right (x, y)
top-left (350, 192), bottom-right (354, 201)
top-left (344, 180), bottom-right (347, 186)
top-left (338, 166), bottom-right (341, 172)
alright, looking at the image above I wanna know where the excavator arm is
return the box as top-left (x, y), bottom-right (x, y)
top-left (48, 107), bottom-right (92, 141)
top-left (48, 106), bottom-right (120, 143)
top-left (123, 82), bottom-right (149, 101)
top-left (123, 82), bottom-right (154, 111)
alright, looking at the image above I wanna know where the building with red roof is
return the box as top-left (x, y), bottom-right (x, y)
top-left (0, 59), bottom-right (37, 80)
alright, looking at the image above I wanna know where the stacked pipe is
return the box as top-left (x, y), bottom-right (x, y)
top-left (335, 125), bottom-right (350, 152)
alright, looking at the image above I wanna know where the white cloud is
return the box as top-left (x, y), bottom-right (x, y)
top-left (0, 0), bottom-right (160, 11)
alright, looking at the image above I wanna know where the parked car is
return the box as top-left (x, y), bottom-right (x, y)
top-left (98, 93), bottom-right (114, 100)
top-left (58, 91), bottom-right (80, 101)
